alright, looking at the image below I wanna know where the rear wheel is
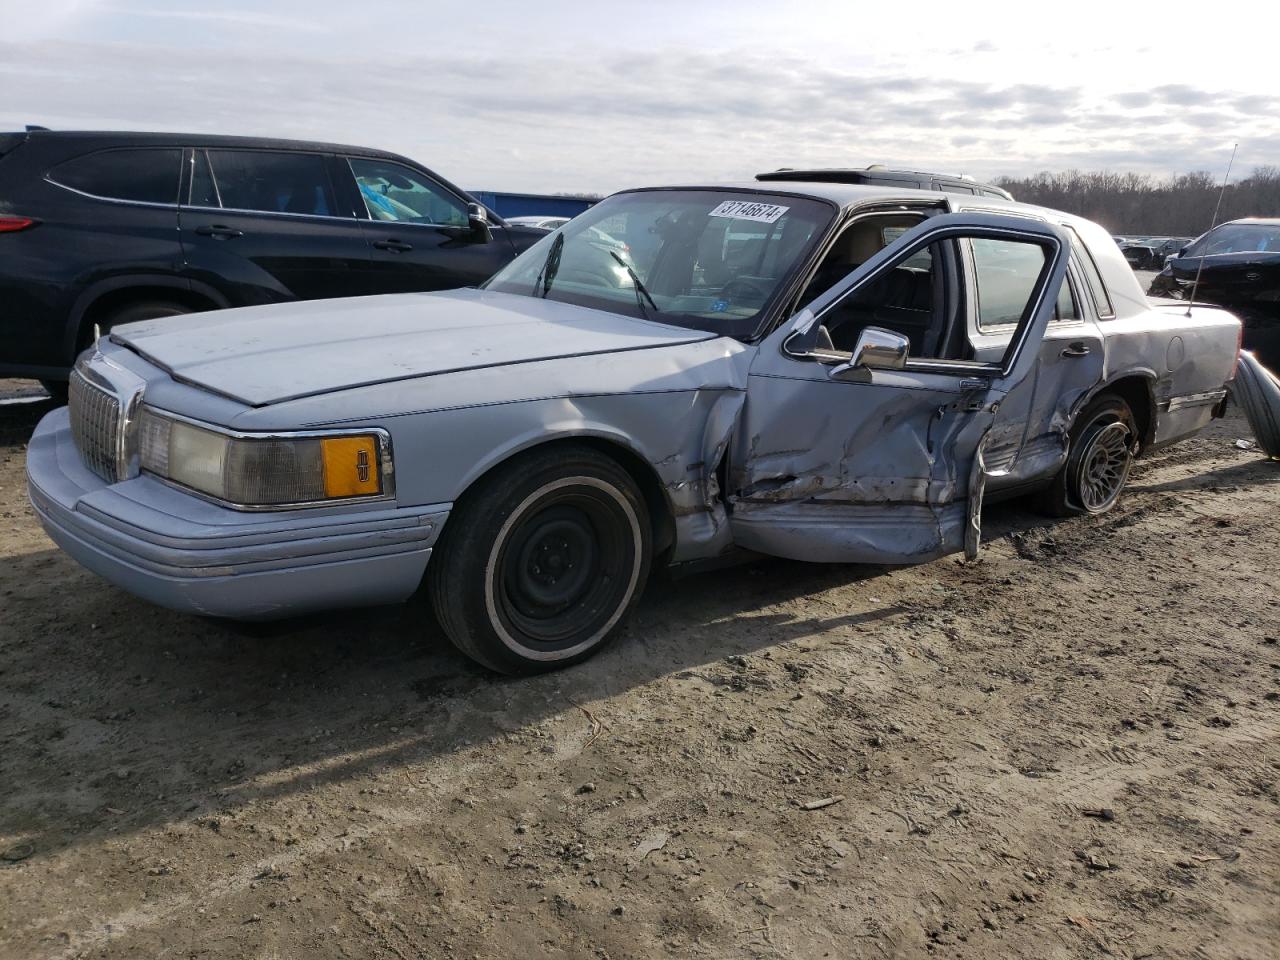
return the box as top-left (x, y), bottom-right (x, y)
top-left (1037, 394), bottom-right (1137, 517)
top-left (428, 445), bottom-right (652, 674)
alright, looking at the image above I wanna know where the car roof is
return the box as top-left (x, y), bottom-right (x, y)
top-left (625, 180), bottom-right (1022, 212)
top-left (615, 181), bottom-right (1132, 257)
top-left (1220, 217), bottom-right (1280, 226)
top-left (757, 166), bottom-right (1012, 196)
top-left (4, 129), bottom-right (408, 161)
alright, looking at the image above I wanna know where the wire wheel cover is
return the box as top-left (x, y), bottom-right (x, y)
top-left (1076, 421), bottom-right (1132, 512)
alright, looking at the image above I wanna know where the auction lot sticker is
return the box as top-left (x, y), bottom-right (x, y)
top-left (708, 200), bottom-right (789, 223)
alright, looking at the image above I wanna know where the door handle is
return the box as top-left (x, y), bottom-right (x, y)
top-left (1061, 342), bottom-right (1091, 358)
top-left (373, 239), bottom-right (413, 253)
top-left (194, 224), bottom-right (243, 239)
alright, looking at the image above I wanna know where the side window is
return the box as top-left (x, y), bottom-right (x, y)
top-left (1065, 227), bottom-right (1115, 319)
top-left (48, 148), bottom-right (181, 204)
top-left (205, 150), bottom-right (335, 216)
top-left (188, 150), bottom-right (218, 207)
top-left (798, 215), bottom-right (926, 307)
top-left (820, 231), bottom-right (1054, 365)
top-left (819, 240), bottom-right (958, 359)
top-left (1054, 274), bottom-right (1079, 322)
top-left (972, 238), bottom-right (1048, 330)
top-left (347, 158), bottom-right (467, 226)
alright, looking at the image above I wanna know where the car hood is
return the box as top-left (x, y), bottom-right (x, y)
top-left (111, 289), bottom-right (718, 407)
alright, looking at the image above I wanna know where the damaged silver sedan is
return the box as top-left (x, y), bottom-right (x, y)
top-left (27, 183), bottom-right (1242, 672)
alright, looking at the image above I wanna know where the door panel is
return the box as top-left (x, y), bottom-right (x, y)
top-left (729, 212), bottom-right (1070, 563)
top-left (1005, 276), bottom-right (1104, 487)
top-left (178, 148), bottom-right (367, 305)
top-left (356, 220), bottom-right (516, 292)
top-left (966, 265), bottom-right (1105, 484)
top-left (729, 368), bottom-right (990, 562)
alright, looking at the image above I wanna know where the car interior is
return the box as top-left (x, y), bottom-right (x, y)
top-left (797, 213), bottom-right (972, 360)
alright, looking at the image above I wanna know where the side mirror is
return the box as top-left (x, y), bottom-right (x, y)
top-left (851, 326), bottom-right (909, 370)
top-left (467, 202), bottom-right (492, 243)
top-left (827, 326), bottom-right (909, 379)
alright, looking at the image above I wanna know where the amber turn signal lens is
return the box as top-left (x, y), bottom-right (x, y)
top-left (321, 436), bottom-right (381, 498)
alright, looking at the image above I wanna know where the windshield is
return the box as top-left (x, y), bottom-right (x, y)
top-left (483, 189), bottom-right (834, 337)
top-left (1186, 223), bottom-right (1280, 257)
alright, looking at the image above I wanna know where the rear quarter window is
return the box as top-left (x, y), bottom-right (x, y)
top-left (48, 148), bottom-right (182, 204)
top-left (1065, 226), bottom-right (1115, 319)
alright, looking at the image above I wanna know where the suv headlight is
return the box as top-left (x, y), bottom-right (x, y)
top-left (137, 407), bottom-right (392, 508)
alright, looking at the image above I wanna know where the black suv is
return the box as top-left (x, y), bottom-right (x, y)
top-left (0, 131), bottom-right (546, 391)
top-left (756, 165), bottom-right (1014, 200)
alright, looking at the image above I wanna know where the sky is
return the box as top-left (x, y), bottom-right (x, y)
top-left (1, 0), bottom-right (1275, 196)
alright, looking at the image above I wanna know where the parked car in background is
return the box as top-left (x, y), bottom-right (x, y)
top-left (0, 130), bottom-right (547, 394)
top-left (757, 165), bottom-right (1013, 200)
top-left (28, 181), bottom-right (1240, 673)
top-left (506, 215), bottom-right (572, 230)
top-left (1149, 218), bottom-right (1280, 368)
top-left (468, 190), bottom-right (596, 221)
top-left (1121, 236), bottom-right (1192, 270)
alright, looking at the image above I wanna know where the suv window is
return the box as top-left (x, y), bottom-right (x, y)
top-left (49, 148), bottom-right (182, 204)
top-left (347, 158), bottom-right (467, 226)
top-left (204, 150), bottom-right (335, 216)
top-left (189, 150), bottom-right (218, 207)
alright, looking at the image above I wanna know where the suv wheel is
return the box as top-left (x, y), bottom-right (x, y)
top-left (87, 300), bottom-right (191, 346)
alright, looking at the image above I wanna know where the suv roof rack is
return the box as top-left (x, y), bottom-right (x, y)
top-left (756, 166), bottom-right (1013, 201)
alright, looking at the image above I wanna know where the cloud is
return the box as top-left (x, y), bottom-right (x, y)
top-left (1, 39), bottom-right (1277, 192)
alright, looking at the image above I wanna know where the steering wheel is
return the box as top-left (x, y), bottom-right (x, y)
top-left (718, 277), bottom-right (770, 303)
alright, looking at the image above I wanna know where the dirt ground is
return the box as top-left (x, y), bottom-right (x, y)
top-left (1, 382), bottom-right (1277, 960)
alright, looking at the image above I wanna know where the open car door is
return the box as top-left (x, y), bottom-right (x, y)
top-left (728, 212), bottom-right (1070, 563)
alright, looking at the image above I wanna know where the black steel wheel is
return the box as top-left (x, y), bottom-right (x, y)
top-left (428, 445), bottom-right (652, 674)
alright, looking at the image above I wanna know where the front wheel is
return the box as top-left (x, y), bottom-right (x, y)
top-left (1036, 394), bottom-right (1137, 517)
top-left (428, 445), bottom-right (652, 674)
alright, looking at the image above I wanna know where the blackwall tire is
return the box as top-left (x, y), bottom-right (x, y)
top-left (427, 445), bottom-right (652, 674)
top-left (1036, 394), bottom-right (1137, 517)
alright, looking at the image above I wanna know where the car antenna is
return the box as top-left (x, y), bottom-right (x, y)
top-left (1186, 142), bottom-right (1238, 317)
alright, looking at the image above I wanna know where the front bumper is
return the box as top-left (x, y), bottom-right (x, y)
top-left (26, 408), bottom-right (448, 620)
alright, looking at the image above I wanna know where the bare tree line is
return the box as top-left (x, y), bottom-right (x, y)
top-left (994, 167), bottom-right (1280, 236)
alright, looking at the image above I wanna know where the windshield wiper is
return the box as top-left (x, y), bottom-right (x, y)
top-left (609, 250), bottom-right (659, 319)
top-left (533, 232), bottom-right (565, 298)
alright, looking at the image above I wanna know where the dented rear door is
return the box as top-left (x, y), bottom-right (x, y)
top-left (728, 213), bottom-right (1070, 564)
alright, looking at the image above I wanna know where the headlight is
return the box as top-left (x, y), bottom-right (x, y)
top-left (137, 407), bottom-right (392, 508)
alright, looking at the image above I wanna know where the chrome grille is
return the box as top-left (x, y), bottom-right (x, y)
top-left (69, 369), bottom-right (122, 483)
